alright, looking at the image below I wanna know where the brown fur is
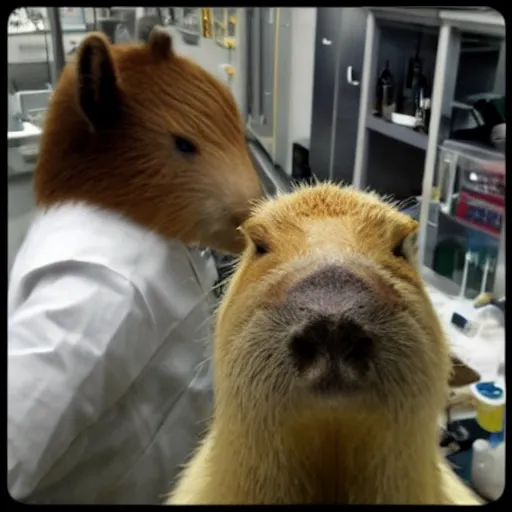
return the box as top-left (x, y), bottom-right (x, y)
top-left (449, 356), bottom-right (480, 388)
top-left (34, 30), bottom-right (262, 254)
top-left (167, 183), bottom-right (481, 504)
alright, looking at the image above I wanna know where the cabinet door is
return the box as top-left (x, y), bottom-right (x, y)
top-left (309, 8), bottom-right (341, 181)
top-left (331, 7), bottom-right (367, 185)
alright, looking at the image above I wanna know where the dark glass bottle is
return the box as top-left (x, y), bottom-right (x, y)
top-left (375, 60), bottom-right (395, 117)
top-left (411, 61), bottom-right (428, 113)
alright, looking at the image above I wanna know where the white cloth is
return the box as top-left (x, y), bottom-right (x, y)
top-left (8, 203), bottom-right (218, 504)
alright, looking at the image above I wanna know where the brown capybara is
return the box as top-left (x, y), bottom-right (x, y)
top-left (167, 183), bottom-right (481, 505)
top-left (8, 28), bottom-right (263, 504)
top-left (34, 29), bottom-right (262, 254)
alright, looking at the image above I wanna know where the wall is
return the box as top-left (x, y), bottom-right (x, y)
top-left (167, 10), bottom-right (246, 113)
top-left (284, 8), bottom-right (317, 174)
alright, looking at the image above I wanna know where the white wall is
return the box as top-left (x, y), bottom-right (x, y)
top-left (284, 8), bottom-right (317, 174)
top-left (166, 12), bottom-right (246, 114)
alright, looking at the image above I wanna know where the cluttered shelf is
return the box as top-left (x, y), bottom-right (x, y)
top-left (366, 114), bottom-right (428, 150)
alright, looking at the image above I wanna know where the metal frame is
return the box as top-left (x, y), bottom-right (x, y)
top-left (245, 8), bottom-right (293, 169)
top-left (246, 8), bottom-right (279, 156)
top-left (327, 12), bottom-right (345, 181)
top-left (249, 8), bottom-right (262, 123)
top-left (366, 8), bottom-right (505, 38)
top-left (352, 12), bottom-right (378, 190)
top-left (233, 8), bottom-right (248, 119)
top-left (417, 24), bottom-right (461, 267)
top-left (272, 7), bottom-right (293, 169)
top-left (47, 7), bottom-right (65, 83)
top-left (494, 220), bottom-right (505, 297)
top-left (493, 40), bottom-right (506, 96)
top-left (438, 8), bottom-right (505, 37)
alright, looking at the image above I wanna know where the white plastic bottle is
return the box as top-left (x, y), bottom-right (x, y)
top-left (471, 438), bottom-right (505, 501)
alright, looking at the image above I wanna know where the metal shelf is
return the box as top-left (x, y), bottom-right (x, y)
top-left (366, 115), bottom-right (428, 151)
top-left (367, 8), bottom-right (505, 37)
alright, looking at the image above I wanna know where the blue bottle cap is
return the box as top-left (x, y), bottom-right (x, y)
top-left (476, 381), bottom-right (504, 400)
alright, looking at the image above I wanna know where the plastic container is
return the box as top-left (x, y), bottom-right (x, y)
top-left (391, 112), bottom-right (417, 128)
top-left (428, 140), bottom-right (505, 297)
top-left (456, 191), bottom-right (503, 236)
top-left (437, 140), bottom-right (505, 214)
top-left (470, 381), bottom-right (505, 433)
top-left (471, 438), bottom-right (505, 501)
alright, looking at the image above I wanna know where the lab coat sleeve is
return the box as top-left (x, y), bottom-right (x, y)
top-left (8, 261), bottom-right (154, 502)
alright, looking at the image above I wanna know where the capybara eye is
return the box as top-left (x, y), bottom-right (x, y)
top-left (392, 239), bottom-right (406, 259)
top-left (253, 241), bottom-right (268, 256)
top-left (174, 135), bottom-right (197, 154)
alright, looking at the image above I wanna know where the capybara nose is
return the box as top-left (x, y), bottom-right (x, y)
top-left (285, 265), bottom-right (377, 391)
top-left (289, 317), bottom-right (374, 372)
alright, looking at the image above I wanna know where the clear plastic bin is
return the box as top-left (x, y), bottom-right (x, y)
top-left (437, 140), bottom-right (504, 234)
top-left (426, 140), bottom-right (505, 298)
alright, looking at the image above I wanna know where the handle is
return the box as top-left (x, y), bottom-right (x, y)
top-left (321, 37), bottom-right (332, 46)
top-left (346, 66), bottom-right (360, 86)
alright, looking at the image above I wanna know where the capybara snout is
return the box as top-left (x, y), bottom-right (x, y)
top-left (214, 183), bottom-right (452, 415)
top-left (285, 264), bottom-right (382, 394)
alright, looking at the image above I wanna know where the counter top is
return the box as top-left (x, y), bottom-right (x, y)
top-left (8, 121), bottom-right (41, 139)
top-left (426, 283), bottom-right (504, 382)
top-left (8, 121), bottom-right (42, 148)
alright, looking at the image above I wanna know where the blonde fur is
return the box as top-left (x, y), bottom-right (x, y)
top-left (167, 183), bottom-right (481, 504)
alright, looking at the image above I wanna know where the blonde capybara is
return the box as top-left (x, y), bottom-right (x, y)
top-left (167, 183), bottom-right (482, 505)
top-left (34, 29), bottom-right (262, 254)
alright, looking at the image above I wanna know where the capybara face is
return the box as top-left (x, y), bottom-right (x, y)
top-left (34, 29), bottom-right (262, 254)
top-left (214, 184), bottom-right (452, 418)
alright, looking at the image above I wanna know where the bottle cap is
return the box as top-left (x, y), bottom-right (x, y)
top-left (472, 438), bottom-right (489, 452)
top-left (471, 381), bottom-right (506, 406)
top-left (477, 381), bottom-right (503, 400)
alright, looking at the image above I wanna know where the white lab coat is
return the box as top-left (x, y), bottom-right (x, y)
top-left (8, 202), bottom-right (218, 504)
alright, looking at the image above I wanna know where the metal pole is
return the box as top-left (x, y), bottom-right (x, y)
top-left (493, 219), bottom-right (505, 297)
top-left (251, 8), bottom-right (262, 121)
top-left (353, 12), bottom-right (377, 190)
top-left (417, 23), bottom-right (460, 268)
top-left (47, 7), bottom-right (66, 85)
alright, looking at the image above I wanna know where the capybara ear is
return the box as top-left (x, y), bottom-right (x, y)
top-left (449, 355), bottom-right (480, 387)
top-left (147, 27), bottom-right (174, 61)
top-left (76, 32), bottom-right (120, 131)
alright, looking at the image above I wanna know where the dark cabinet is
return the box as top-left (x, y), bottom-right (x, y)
top-left (310, 8), bottom-right (341, 182)
top-left (310, 7), bottom-right (367, 183)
